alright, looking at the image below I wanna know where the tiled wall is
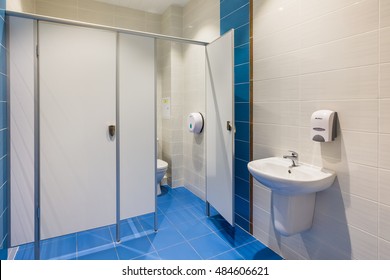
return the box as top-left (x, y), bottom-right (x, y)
top-left (7, 0), bottom-right (162, 33)
top-left (0, 0), bottom-right (8, 260)
top-left (182, 0), bottom-right (219, 199)
top-left (160, 5), bottom-right (184, 187)
top-left (252, 0), bottom-right (390, 260)
top-left (220, 0), bottom-right (251, 232)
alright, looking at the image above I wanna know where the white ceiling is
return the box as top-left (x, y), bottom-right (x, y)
top-left (95, 0), bottom-right (191, 14)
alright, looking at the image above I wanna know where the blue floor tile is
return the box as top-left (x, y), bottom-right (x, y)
top-left (164, 207), bottom-right (199, 225)
top-left (236, 241), bottom-right (283, 260)
top-left (148, 227), bottom-right (186, 251)
top-left (158, 242), bottom-right (201, 260)
top-left (109, 218), bottom-right (145, 241)
top-left (137, 213), bottom-right (172, 231)
top-left (115, 236), bottom-right (155, 260)
top-left (78, 247), bottom-right (118, 260)
top-left (189, 232), bottom-right (232, 259)
top-left (210, 249), bottom-right (245, 260)
top-left (77, 226), bottom-right (114, 252)
top-left (174, 218), bottom-right (213, 240)
top-left (133, 252), bottom-right (161, 260)
top-left (40, 234), bottom-right (77, 260)
top-left (15, 247), bottom-right (34, 260)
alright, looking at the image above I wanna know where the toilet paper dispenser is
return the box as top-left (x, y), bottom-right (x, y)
top-left (188, 112), bottom-right (204, 134)
top-left (311, 110), bottom-right (337, 142)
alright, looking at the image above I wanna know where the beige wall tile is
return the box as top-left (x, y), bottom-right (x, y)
top-left (381, 0), bottom-right (390, 28)
top-left (379, 238), bottom-right (390, 259)
top-left (379, 169), bottom-right (390, 206)
top-left (381, 27), bottom-right (390, 63)
top-left (379, 204), bottom-right (390, 242)
top-left (300, 31), bottom-right (378, 74)
top-left (379, 134), bottom-right (390, 169)
top-left (253, 76), bottom-right (299, 102)
top-left (300, 66), bottom-right (379, 101)
top-left (300, 0), bottom-right (378, 49)
top-left (380, 63), bottom-right (390, 98)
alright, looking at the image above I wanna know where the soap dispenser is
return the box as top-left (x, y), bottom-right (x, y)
top-left (311, 110), bottom-right (337, 142)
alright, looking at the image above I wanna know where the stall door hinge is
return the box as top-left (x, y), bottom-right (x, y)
top-left (36, 45), bottom-right (39, 58)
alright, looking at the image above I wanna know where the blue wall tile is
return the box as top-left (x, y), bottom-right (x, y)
top-left (234, 24), bottom-right (249, 46)
top-left (235, 83), bottom-right (249, 103)
top-left (235, 158), bottom-right (249, 181)
top-left (221, 4), bottom-right (249, 34)
top-left (235, 102), bottom-right (249, 122)
top-left (0, 102), bottom-right (6, 129)
top-left (235, 121), bottom-right (249, 143)
top-left (235, 214), bottom-right (250, 232)
top-left (235, 195), bottom-right (249, 221)
top-left (0, 130), bottom-right (6, 157)
top-left (235, 63), bottom-right (249, 84)
top-left (234, 43), bottom-right (249, 65)
top-left (235, 140), bottom-right (249, 161)
top-left (0, 47), bottom-right (5, 75)
top-left (235, 176), bottom-right (249, 199)
top-left (221, 0), bottom-right (249, 19)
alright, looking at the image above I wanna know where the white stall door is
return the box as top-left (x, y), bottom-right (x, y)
top-left (39, 22), bottom-right (117, 239)
top-left (206, 31), bottom-right (235, 226)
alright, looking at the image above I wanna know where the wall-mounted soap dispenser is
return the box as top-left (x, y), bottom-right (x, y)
top-left (188, 112), bottom-right (204, 134)
top-left (311, 110), bottom-right (337, 142)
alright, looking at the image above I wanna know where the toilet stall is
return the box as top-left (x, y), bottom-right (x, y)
top-left (8, 12), bottom-right (234, 259)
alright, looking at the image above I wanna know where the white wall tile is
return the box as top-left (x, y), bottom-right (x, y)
top-left (380, 100), bottom-right (390, 133)
top-left (300, 31), bottom-right (378, 74)
top-left (381, 27), bottom-right (390, 63)
top-left (300, 66), bottom-right (379, 101)
top-left (380, 63), bottom-right (390, 98)
top-left (300, 0), bottom-right (378, 49)
top-left (342, 131), bottom-right (378, 167)
top-left (379, 134), bottom-right (390, 169)
top-left (299, 0), bottom-right (363, 23)
top-left (253, 182), bottom-right (272, 211)
top-left (379, 238), bottom-right (390, 259)
top-left (253, 52), bottom-right (300, 81)
top-left (253, 101), bottom-right (300, 126)
top-left (379, 204), bottom-right (390, 242)
top-left (253, 76), bottom-right (299, 102)
top-left (349, 226), bottom-right (378, 259)
top-left (379, 169), bottom-right (390, 206)
top-left (381, 0), bottom-right (390, 28)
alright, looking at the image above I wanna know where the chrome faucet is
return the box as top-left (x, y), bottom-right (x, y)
top-left (283, 150), bottom-right (298, 167)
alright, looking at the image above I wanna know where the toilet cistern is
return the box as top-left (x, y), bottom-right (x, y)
top-left (283, 150), bottom-right (298, 167)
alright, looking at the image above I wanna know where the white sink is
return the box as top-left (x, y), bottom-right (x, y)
top-left (247, 157), bottom-right (336, 195)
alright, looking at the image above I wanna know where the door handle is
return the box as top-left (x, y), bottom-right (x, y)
top-left (108, 125), bottom-right (116, 137)
top-left (227, 121), bottom-right (232, 131)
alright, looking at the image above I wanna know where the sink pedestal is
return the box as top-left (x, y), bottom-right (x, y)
top-left (273, 192), bottom-right (316, 236)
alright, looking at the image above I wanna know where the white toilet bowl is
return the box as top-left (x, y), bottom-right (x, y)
top-left (157, 159), bottom-right (168, 196)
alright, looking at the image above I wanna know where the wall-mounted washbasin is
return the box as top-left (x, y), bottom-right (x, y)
top-left (247, 157), bottom-right (336, 195)
top-left (247, 157), bottom-right (337, 236)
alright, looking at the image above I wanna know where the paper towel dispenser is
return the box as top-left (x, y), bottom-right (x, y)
top-left (311, 110), bottom-right (337, 142)
top-left (188, 112), bottom-right (204, 134)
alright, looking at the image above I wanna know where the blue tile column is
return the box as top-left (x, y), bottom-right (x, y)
top-left (220, 0), bottom-right (251, 232)
top-left (0, 0), bottom-right (8, 260)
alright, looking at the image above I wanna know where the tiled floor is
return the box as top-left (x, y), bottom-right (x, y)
top-left (14, 186), bottom-right (282, 260)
